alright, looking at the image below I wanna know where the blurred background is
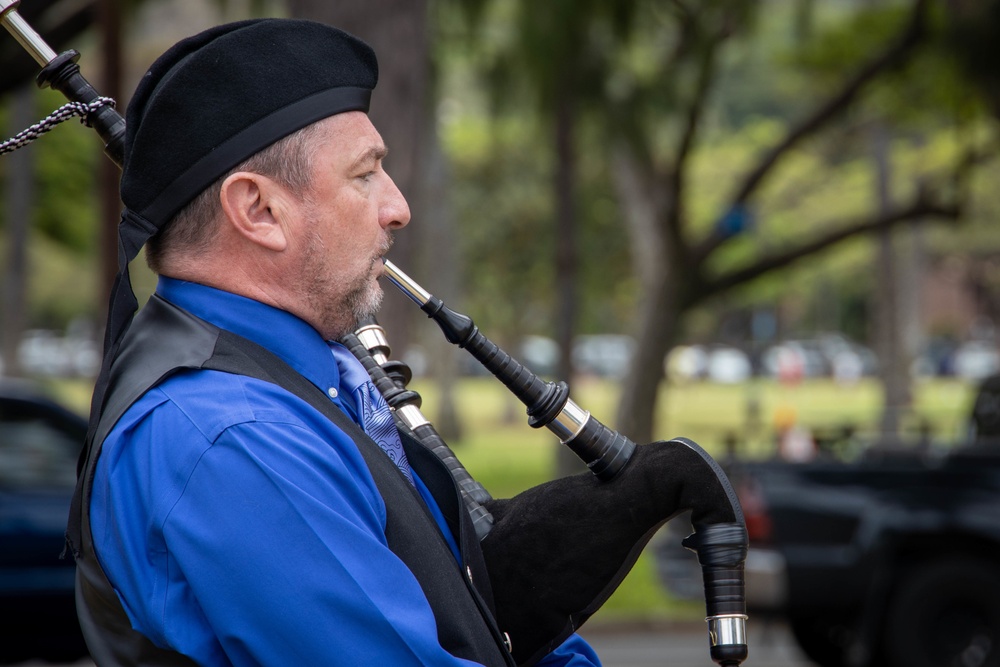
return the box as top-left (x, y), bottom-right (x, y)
top-left (2, 1), bottom-right (1000, 666)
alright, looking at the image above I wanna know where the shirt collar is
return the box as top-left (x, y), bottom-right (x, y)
top-left (155, 276), bottom-right (346, 396)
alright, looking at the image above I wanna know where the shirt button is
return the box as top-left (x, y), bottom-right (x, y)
top-left (328, 387), bottom-right (338, 398)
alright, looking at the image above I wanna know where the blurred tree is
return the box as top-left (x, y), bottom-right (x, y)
top-left (0, 0), bottom-right (104, 367)
top-left (448, 0), bottom-right (640, 473)
top-left (445, 0), bottom-right (985, 445)
top-left (96, 0), bottom-right (124, 340)
top-left (945, 0), bottom-right (1000, 119)
top-left (2, 85), bottom-right (35, 377)
top-left (609, 0), bottom-right (973, 442)
top-left (456, 1), bottom-right (633, 378)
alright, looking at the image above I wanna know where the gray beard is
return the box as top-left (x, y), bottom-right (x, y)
top-left (343, 272), bottom-right (385, 333)
top-left (299, 231), bottom-right (389, 341)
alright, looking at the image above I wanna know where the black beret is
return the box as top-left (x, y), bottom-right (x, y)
top-left (121, 18), bottom-right (378, 231)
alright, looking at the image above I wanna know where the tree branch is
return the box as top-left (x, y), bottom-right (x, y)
top-left (693, 188), bottom-right (960, 306)
top-left (692, 0), bottom-right (930, 263)
top-left (665, 21), bottom-right (723, 260)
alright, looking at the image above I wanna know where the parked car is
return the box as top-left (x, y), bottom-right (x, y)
top-left (664, 344), bottom-right (753, 383)
top-left (572, 334), bottom-right (634, 378)
top-left (654, 374), bottom-right (1000, 667)
top-left (704, 346), bottom-right (752, 384)
top-left (0, 381), bottom-right (88, 663)
top-left (952, 340), bottom-right (1000, 382)
top-left (761, 335), bottom-right (877, 382)
top-left (17, 329), bottom-right (100, 379)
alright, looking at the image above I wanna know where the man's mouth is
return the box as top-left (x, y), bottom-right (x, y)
top-left (373, 235), bottom-right (394, 274)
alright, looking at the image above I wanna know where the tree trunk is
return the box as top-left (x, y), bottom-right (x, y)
top-left (553, 94), bottom-right (578, 383)
top-left (419, 62), bottom-right (463, 443)
top-left (945, 0), bottom-right (1000, 120)
top-left (553, 92), bottom-right (587, 477)
top-left (793, 0), bottom-right (816, 45)
top-left (609, 143), bottom-right (679, 444)
top-left (99, 0), bottom-right (123, 331)
top-left (871, 122), bottom-right (912, 439)
top-left (2, 84), bottom-right (35, 378)
top-left (616, 274), bottom-right (681, 445)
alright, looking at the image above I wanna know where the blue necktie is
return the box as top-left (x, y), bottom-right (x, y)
top-left (330, 344), bottom-right (414, 486)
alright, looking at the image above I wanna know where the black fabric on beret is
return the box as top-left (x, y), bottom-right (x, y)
top-left (121, 18), bottom-right (378, 230)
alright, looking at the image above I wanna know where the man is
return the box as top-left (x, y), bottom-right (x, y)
top-left (66, 18), bottom-right (601, 667)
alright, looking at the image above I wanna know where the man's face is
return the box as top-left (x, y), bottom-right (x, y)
top-left (292, 112), bottom-right (410, 340)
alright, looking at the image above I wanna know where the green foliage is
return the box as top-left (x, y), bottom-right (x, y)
top-left (445, 115), bottom-right (554, 336)
top-left (437, 0), bottom-right (999, 349)
top-left (0, 229), bottom-right (98, 329)
top-left (790, 1), bottom-right (987, 128)
top-left (686, 114), bottom-right (1000, 344)
top-left (0, 87), bottom-right (102, 330)
top-left (443, 109), bottom-right (632, 338)
top-left (444, 0), bottom-right (639, 114)
top-left (27, 233), bottom-right (98, 327)
top-left (30, 88), bottom-right (101, 256)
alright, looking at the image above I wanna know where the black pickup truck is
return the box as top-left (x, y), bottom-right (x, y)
top-left (656, 376), bottom-right (1000, 667)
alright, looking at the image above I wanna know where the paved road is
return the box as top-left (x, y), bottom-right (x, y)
top-left (580, 619), bottom-right (815, 667)
top-left (16, 619), bottom-right (814, 667)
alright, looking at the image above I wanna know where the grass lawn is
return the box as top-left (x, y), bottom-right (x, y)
top-left (44, 372), bottom-right (979, 626)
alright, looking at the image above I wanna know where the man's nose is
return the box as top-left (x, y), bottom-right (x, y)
top-left (381, 176), bottom-right (411, 230)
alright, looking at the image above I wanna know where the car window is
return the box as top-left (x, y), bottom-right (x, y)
top-left (0, 402), bottom-right (81, 490)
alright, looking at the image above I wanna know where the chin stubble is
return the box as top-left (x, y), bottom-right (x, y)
top-left (302, 231), bottom-right (393, 340)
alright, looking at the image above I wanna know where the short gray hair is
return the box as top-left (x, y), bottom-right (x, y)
top-left (144, 121), bottom-right (325, 273)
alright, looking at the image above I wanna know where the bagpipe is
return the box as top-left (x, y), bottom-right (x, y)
top-left (0, 4), bottom-right (748, 665)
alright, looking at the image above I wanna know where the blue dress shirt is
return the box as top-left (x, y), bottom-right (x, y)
top-left (90, 277), bottom-right (600, 666)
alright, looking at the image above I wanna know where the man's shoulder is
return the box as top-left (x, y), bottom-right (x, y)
top-left (124, 368), bottom-right (333, 441)
top-left (99, 366), bottom-right (385, 518)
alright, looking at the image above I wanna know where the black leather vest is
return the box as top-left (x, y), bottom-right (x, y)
top-left (71, 295), bottom-right (515, 667)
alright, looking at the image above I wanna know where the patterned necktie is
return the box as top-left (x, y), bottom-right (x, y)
top-left (330, 344), bottom-right (414, 486)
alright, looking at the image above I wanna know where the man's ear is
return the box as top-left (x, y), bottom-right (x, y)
top-left (219, 172), bottom-right (292, 252)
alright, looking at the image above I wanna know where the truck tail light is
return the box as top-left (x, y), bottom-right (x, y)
top-left (737, 478), bottom-right (773, 546)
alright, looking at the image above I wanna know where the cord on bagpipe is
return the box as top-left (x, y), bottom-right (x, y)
top-left (0, 5), bottom-right (748, 663)
top-left (340, 260), bottom-right (749, 667)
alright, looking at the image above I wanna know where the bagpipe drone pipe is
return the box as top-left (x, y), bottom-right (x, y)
top-left (0, 5), bottom-right (747, 664)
